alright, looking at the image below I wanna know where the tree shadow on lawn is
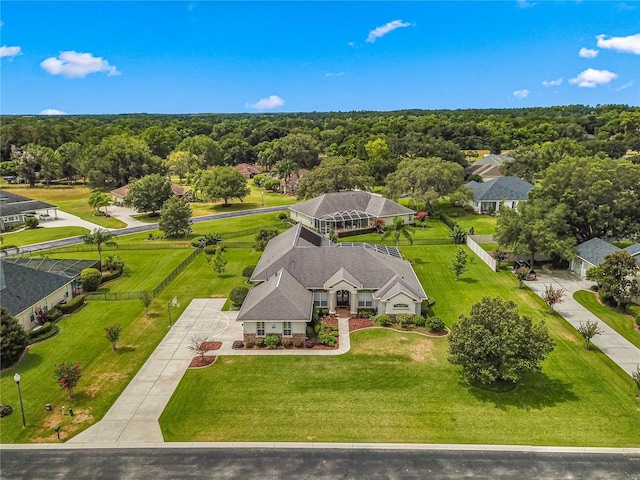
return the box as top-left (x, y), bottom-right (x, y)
top-left (459, 277), bottom-right (479, 284)
top-left (464, 372), bottom-right (580, 411)
top-left (115, 346), bottom-right (136, 354)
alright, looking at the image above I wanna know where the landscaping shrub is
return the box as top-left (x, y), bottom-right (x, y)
top-left (27, 323), bottom-right (60, 345)
top-left (626, 303), bottom-right (640, 317)
top-left (306, 325), bottom-right (315, 339)
top-left (426, 316), bottom-right (446, 332)
top-left (58, 295), bottom-right (85, 314)
top-left (304, 339), bottom-right (316, 348)
top-left (191, 236), bottom-right (205, 248)
top-left (377, 314), bottom-right (391, 327)
top-left (204, 244), bottom-right (223, 255)
top-left (25, 217), bottom-right (39, 229)
top-left (397, 313), bottom-right (414, 329)
top-left (255, 337), bottom-right (266, 348)
top-left (293, 340), bottom-right (304, 349)
top-left (277, 211), bottom-right (289, 221)
top-left (245, 340), bottom-right (255, 349)
top-left (414, 315), bottom-right (426, 327)
top-left (229, 287), bottom-right (249, 309)
top-left (265, 334), bottom-right (281, 348)
top-left (318, 330), bottom-right (337, 347)
top-left (100, 268), bottom-right (122, 284)
top-left (1, 308), bottom-right (28, 369)
top-left (357, 308), bottom-right (377, 318)
top-left (242, 266), bottom-right (255, 278)
top-left (282, 337), bottom-right (294, 349)
top-left (48, 307), bottom-right (62, 321)
top-left (80, 268), bottom-right (102, 292)
top-left (264, 178), bottom-right (280, 192)
top-left (232, 340), bottom-right (244, 349)
top-left (636, 314), bottom-right (640, 327)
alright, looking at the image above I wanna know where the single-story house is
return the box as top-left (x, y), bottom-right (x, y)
top-left (0, 189), bottom-right (58, 231)
top-left (464, 154), bottom-right (513, 182)
top-left (110, 182), bottom-right (190, 206)
top-left (570, 237), bottom-right (640, 279)
top-left (0, 258), bottom-right (99, 331)
top-left (280, 169), bottom-right (310, 195)
top-left (288, 190), bottom-right (416, 234)
top-left (237, 223), bottom-right (428, 344)
top-left (234, 163), bottom-right (263, 179)
top-left (465, 176), bottom-right (534, 214)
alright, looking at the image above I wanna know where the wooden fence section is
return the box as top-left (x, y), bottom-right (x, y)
top-left (466, 235), bottom-right (497, 272)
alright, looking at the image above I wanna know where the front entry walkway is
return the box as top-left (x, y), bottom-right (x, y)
top-left (527, 271), bottom-right (640, 376)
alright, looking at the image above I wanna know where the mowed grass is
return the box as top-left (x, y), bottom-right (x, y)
top-left (0, 246), bottom-right (260, 443)
top-left (573, 291), bottom-right (640, 350)
top-left (341, 219), bottom-right (451, 244)
top-left (187, 185), bottom-right (296, 217)
top-left (46, 249), bottom-right (193, 292)
top-left (4, 186), bottom-right (126, 229)
top-left (452, 215), bottom-right (497, 235)
top-left (160, 244), bottom-right (640, 446)
top-left (0, 226), bottom-right (88, 247)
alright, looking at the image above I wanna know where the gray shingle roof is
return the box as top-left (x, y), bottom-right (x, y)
top-left (252, 224), bottom-right (427, 301)
top-left (623, 243), bottom-right (640, 257)
top-left (0, 260), bottom-right (71, 316)
top-left (237, 268), bottom-right (312, 322)
top-left (289, 191), bottom-right (415, 219)
top-left (0, 188), bottom-right (57, 217)
top-left (466, 176), bottom-right (533, 201)
top-left (575, 238), bottom-right (621, 266)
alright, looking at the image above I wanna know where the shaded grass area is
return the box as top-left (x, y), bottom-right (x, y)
top-left (160, 328), bottom-right (639, 446)
top-left (573, 291), bottom-right (640, 350)
top-left (160, 244), bottom-right (640, 446)
top-left (0, 226), bottom-right (88, 247)
top-left (3, 186), bottom-right (126, 229)
top-left (0, 247), bottom-right (260, 443)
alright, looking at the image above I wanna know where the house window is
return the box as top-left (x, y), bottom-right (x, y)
top-left (30, 313), bottom-right (36, 323)
top-left (358, 292), bottom-right (373, 308)
top-left (256, 322), bottom-right (265, 337)
top-left (313, 291), bottom-right (328, 307)
top-left (283, 322), bottom-right (292, 336)
top-left (393, 303), bottom-right (409, 309)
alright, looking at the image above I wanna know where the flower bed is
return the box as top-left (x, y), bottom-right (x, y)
top-left (349, 318), bottom-right (373, 332)
top-left (200, 341), bottom-right (222, 351)
top-left (189, 356), bottom-right (217, 368)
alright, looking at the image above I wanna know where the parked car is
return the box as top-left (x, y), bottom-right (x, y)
top-left (513, 260), bottom-right (536, 279)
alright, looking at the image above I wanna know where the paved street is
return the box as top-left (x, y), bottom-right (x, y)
top-left (1, 447), bottom-right (639, 479)
top-left (527, 271), bottom-right (640, 376)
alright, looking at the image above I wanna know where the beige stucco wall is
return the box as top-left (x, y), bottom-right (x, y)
top-left (289, 210), bottom-right (312, 227)
top-left (381, 292), bottom-right (420, 315)
top-left (243, 320), bottom-right (307, 336)
top-left (16, 282), bottom-right (73, 331)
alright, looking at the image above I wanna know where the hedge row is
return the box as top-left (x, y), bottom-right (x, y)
top-left (58, 295), bottom-right (86, 314)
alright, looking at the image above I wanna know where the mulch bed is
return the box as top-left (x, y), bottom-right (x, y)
top-left (189, 356), bottom-right (217, 368)
top-left (323, 317), bottom-right (338, 327)
top-left (200, 341), bottom-right (222, 351)
top-left (349, 318), bottom-right (374, 332)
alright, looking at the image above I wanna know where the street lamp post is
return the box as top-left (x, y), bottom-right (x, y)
top-left (261, 191), bottom-right (264, 207)
top-left (13, 373), bottom-right (26, 428)
top-left (167, 296), bottom-right (179, 327)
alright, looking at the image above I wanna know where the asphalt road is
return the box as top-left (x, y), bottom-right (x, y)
top-left (1, 448), bottom-right (639, 480)
top-left (7, 206), bottom-right (288, 256)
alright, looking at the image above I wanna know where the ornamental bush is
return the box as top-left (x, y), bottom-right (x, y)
top-left (58, 295), bottom-right (85, 314)
top-left (426, 316), bottom-right (446, 332)
top-left (414, 315), bottom-right (427, 327)
top-left (242, 266), bottom-right (255, 278)
top-left (397, 313), bottom-right (414, 329)
top-left (1, 307), bottom-right (28, 369)
top-left (54, 361), bottom-right (82, 398)
top-left (264, 334), bottom-right (281, 348)
top-left (80, 268), bottom-right (102, 292)
top-left (377, 314), bottom-right (391, 327)
top-left (229, 287), bottom-right (249, 309)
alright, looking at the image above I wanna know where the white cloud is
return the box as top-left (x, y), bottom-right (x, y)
top-left (325, 72), bottom-right (344, 77)
top-left (578, 47), bottom-right (599, 58)
top-left (347, 42), bottom-right (356, 48)
top-left (596, 33), bottom-right (640, 54)
top-left (366, 20), bottom-right (412, 43)
top-left (517, 0), bottom-right (537, 8)
top-left (569, 68), bottom-right (618, 87)
top-left (40, 51), bottom-right (120, 78)
top-left (0, 45), bottom-right (22, 59)
top-left (512, 89), bottom-right (530, 99)
top-left (39, 109), bottom-right (67, 115)
top-left (247, 95), bottom-right (284, 110)
top-left (615, 80), bottom-right (634, 91)
top-left (542, 78), bottom-right (563, 87)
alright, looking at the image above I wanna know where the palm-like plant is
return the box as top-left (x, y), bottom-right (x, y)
top-left (82, 228), bottom-right (118, 266)
top-left (382, 217), bottom-right (415, 248)
top-left (102, 254), bottom-right (124, 272)
top-left (276, 159), bottom-right (298, 185)
top-left (88, 190), bottom-right (112, 216)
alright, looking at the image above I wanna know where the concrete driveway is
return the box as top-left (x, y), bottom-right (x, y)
top-left (527, 270), bottom-right (640, 376)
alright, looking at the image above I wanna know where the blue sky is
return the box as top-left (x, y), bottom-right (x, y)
top-left (1, 1), bottom-right (639, 114)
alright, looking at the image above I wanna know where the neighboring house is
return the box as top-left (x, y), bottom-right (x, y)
top-left (279, 169), bottom-right (310, 195)
top-left (289, 190), bottom-right (415, 234)
top-left (234, 163), bottom-right (262, 179)
top-left (237, 224), bottom-right (428, 344)
top-left (571, 237), bottom-right (640, 279)
top-left (110, 182), bottom-right (190, 206)
top-left (0, 258), bottom-right (99, 331)
top-left (464, 154), bottom-right (513, 182)
top-left (0, 189), bottom-right (58, 231)
top-left (465, 176), bottom-right (534, 214)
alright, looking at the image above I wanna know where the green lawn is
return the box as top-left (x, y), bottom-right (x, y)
top-left (0, 226), bottom-right (88, 247)
top-left (341, 219), bottom-right (451, 244)
top-left (159, 244), bottom-right (640, 446)
top-left (0, 246), bottom-right (259, 443)
top-left (4, 186), bottom-right (126, 229)
top-left (453, 215), bottom-right (497, 235)
top-left (573, 291), bottom-right (640, 350)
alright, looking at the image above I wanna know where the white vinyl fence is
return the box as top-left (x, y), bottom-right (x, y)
top-left (466, 235), bottom-right (497, 272)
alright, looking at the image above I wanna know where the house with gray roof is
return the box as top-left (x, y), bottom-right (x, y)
top-left (0, 189), bottom-right (58, 231)
top-left (288, 190), bottom-right (415, 234)
top-left (464, 154), bottom-right (513, 182)
top-left (237, 223), bottom-right (428, 344)
top-left (571, 237), bottom-right (640, 279)
top-left (465, 176), bottom-right (534, 214)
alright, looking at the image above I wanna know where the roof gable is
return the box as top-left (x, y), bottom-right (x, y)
top-left (466, 176), bottom-right (533, 201)
top-left (289, 191), bottom-right (414, 219)
top-left (575, 237), bottom-right (620, 266)
top-left (324, 267), bottom-right (363, 289)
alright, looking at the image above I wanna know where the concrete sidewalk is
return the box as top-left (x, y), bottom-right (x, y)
top-left (527, 271), bottom-right (640, 376)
